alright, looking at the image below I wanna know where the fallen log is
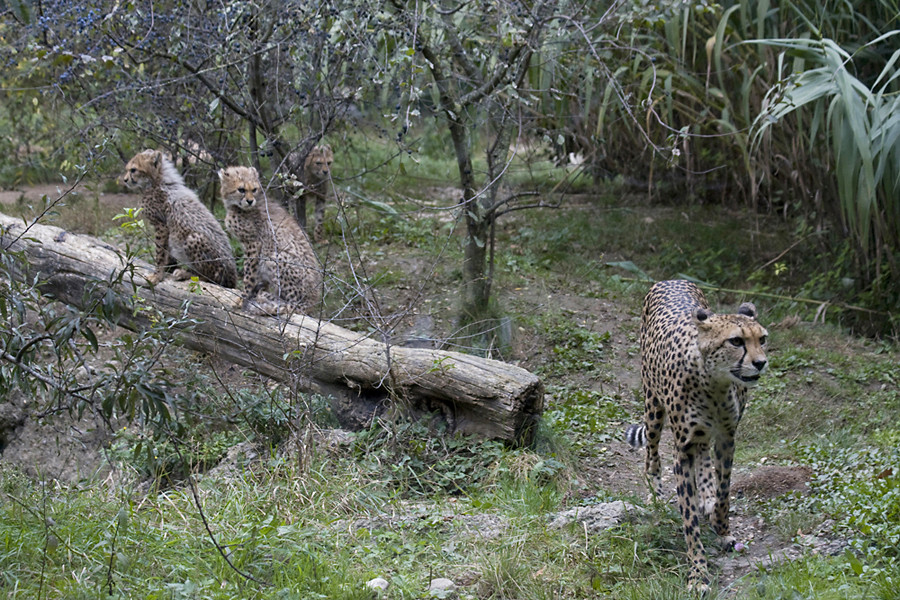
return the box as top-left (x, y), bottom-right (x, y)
top-left (0, 212), bottom-right (544, 444)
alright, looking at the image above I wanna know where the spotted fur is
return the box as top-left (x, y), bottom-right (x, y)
top-left (121, 150), bottom-right (237, 287)
top-left (219, 166), bottom-right (322, 316)
top-left (624, 280), bottom-right (769, 590)
top-left (288, 145), bottom-right (334, 242)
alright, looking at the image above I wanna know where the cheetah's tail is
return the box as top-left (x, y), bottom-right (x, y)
top-left (624, 424), bottom-right (647, 448)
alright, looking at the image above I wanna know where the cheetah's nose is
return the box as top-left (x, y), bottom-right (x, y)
top-left (752, 358), bottom-right (767, 372)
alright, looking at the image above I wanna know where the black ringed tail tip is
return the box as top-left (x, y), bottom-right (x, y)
top-left (625, 424), bottom-right (648, 448)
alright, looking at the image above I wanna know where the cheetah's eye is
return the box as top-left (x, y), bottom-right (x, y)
top-left (728, 337), bottom-right (745, 348)
top-left (759, 335), bottom-right (767, 346)
top-left (252, 187), bottom-right (258, 194)
top-left (238, 188), bottom-right (246, 194)
top-left (129, 168), bottom-right (136, 173)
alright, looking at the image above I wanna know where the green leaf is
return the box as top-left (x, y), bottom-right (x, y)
top-left (846, 549), bottom-right (864, 576)
top-left (355, 197), bottom-right (398, 215)
top-left (83, 326), bottom-right (98, 352)
top-left (9, 0), bottom-right (31, 24)
top-left (117, 507), bottom-right (129, 536)
top-left (605, 261), bottom-right (653, 282)
top-left (675, 273), bottom-right (714, 287)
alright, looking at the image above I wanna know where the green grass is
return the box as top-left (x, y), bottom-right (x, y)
top-left (739, 325), bottom-right (900, 460)
top-left (0, 463), bottom-right (374, 599)
top-left (3, 354), bottom-right (899, 599)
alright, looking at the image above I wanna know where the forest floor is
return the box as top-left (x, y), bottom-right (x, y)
top-left (0, 179), bottom-right (892, 598)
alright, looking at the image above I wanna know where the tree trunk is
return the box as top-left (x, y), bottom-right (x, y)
top-left (462, 205), bottom-right (491, 319)
top-left (443, 104), bottom-right (490, 320)
top-left (0, 213), bottom-right (544, 445)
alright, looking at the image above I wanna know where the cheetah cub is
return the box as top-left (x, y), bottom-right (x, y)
top-left (219, 166), bottom-right (323, 316)
top-left (625, 280), bottom-right (769, 590)
top-left (121, 150), bottom-right (237, 287)
top-left (289, 144), bottom-right (334, 243)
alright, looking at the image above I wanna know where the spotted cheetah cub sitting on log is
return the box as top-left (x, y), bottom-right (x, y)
top-left (122, 150), bottom-right (237, 287)
top-left (219, 166), bottom-right (323, 316)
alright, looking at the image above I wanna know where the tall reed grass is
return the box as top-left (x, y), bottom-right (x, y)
top-left (537, 0), bottom-right (899, 330)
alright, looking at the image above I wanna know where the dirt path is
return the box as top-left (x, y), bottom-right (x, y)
top-left (0, 181), bottom-right (134, 210)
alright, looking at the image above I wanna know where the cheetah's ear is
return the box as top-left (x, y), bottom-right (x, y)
top-left (217, 168), bottom-right (226, 182)
top-left (321, 144), bottom-right (332, 152)
top-left (693, 307), bottom-right (714, 328)
top-left (737, 302), bottom-right (757, 319)
top-left (151, 151), bottom-right (162, 169)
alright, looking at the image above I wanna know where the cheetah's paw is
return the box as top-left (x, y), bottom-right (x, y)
top-left (172, 268), bottom-right (193, 281)
top-left (720, 535), bottom-right (738, 552)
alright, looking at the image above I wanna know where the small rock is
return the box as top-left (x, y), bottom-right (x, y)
top-left (549, 501), bottom-right (645, 532)
top-left (366, 577), bottom-right (389, 592)
top-left (428, 577), bottom-right (457, 598)
top-left (205, 442), bottom-right (258, 480)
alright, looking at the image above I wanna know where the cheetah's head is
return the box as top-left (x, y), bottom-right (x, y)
top-left (218, 166), bottom-right (261, 211)
top-left (694, 303), bottom-right (769, 388)
top-left (303, 144), bottom-right (334, 183)
top-left (121, 149), bottom-right (165, 191)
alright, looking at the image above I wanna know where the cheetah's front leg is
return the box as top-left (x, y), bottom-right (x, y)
top-left (674, 442), bottom-right (710, 591)
top-left (148, 228), bottom-right (171, 284)
top-left (697, 441), bottom-right (717, 516)
top-left (713, 434), bottom-right (738, 551)
top-left (239, 246), bottom-right (262, 309)
top-left (313, 194), bottom-right (326, 243)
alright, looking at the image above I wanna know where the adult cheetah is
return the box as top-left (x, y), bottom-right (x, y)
top-left (625, 280), bottom-right (769, 590)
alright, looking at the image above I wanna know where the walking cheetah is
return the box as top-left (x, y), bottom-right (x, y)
top-left (219, 166), bottom-right (322, 316)
top-left (624, 280), bottom-right (769, 590)
top-left (288, 144), bottom-right (334, 242)
top-left (121, 150), bottom-right (237, 288)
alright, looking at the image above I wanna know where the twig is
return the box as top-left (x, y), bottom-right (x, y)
top-left (697, 283), bottom-right (892, 318)
top-left (613, 276), bottom-right (894, 317)
top-left (750, 232), bottom-right (820, 275)
top-left (169, 432), bottom-right (272, 588)
top-left (4, 492), bottom-right (93, 562)
top-left (106, 510), bottom-right (122, 596)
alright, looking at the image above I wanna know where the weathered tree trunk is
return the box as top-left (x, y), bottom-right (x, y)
top-left (0, 213), bottom-right (543, 444)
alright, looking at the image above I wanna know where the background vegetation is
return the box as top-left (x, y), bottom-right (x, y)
top-left (0, 0), bottom-right (898, 598)
top-left (1, 0), bottom-right (897, 332)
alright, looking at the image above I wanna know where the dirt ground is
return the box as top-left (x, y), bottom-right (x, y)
top-left (0, 181), bottom-right (135, 211)
top-left (0, 182), bottom-right (836, 591)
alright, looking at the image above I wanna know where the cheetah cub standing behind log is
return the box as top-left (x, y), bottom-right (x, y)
top-left (624, 280), bottom-right (769, 591)
top-left (219, 166), bottom-right (322, 316)
top-left (122, 150), bottom-right (237, 287)
top-left (289, 145), bottom-right (334, 243)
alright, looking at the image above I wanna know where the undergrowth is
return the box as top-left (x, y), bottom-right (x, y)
top-left (796, 441), bottom-right (900, 584)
